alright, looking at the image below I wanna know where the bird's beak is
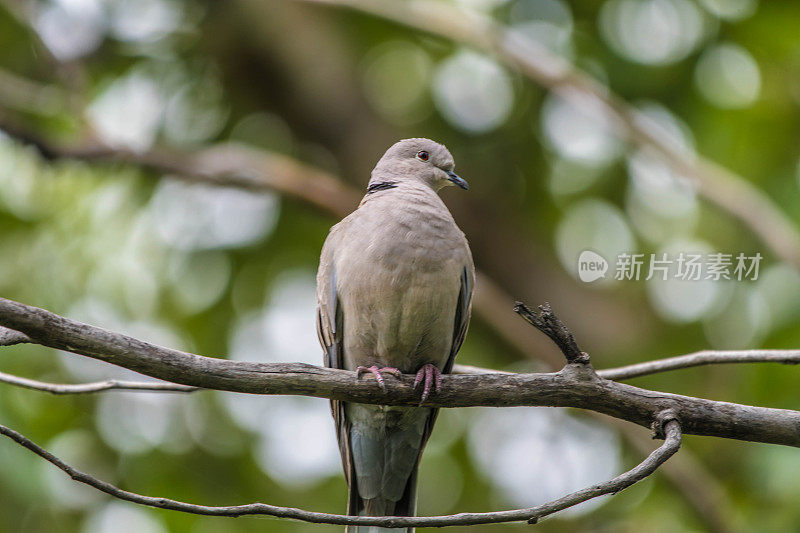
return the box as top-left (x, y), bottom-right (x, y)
top-left (446, 170), bottom-right (469, 190)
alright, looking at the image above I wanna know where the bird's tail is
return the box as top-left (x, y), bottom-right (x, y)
top-left (345, 470), bottom-right (418, 533)
top-left (343, 404), bottom-right (430, 533)
top-left (347, 527), bottom-right (411, 533)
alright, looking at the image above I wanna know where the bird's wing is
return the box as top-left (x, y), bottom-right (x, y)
top-left (316, 243), bottom-right (341, 370)
top-left (316, 237), bottom-right (359, 513)
top-left (419, 261), bottom-right (474, 449)
top-left (444, 264), bottom-right (474, 373)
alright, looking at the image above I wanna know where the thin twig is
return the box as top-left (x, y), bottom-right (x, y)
top-left (598, 350), bottom-right (800, 381)
top-left (514, 302), bottom-right (587, 364)
top-left (305, 0), bottom-right (800, 270)
top-left (615, 423), bottom-right (731, 533)
top-left (0, 371), bottom-right (198, 394)
top-left (525, 418), bottom-right (681, 524)
top-left (0, 417), bottom-right (680, 527)
top-left (0, 326), bottom-right (29, 346)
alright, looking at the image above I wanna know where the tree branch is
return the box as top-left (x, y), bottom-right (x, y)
top-left (0, 115), bottom-right (361, 220)
top-left (598, 350), bottom-right (800, 381)
top-left (304, 0), bottom-right (800, 270)
top-left (3, 346), bottom-right (794, 397)
top-left (0, 66), bottom-right (66, 116)
top-left (0, 365), bottom-right (487, 396)
top-left (477, 280), bottom-right (735, 533)
top-left (1, 296), bottom-right (799, 447)
top-left (0, 417), bottom-right (681, 527)
top-left (0, 371), bottom-right (198, 394)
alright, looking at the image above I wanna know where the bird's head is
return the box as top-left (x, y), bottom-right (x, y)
top-left (369, 138), bottom-right (468, 192)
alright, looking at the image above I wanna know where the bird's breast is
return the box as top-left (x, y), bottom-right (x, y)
top-left (334, 201), bottom-right (467, 371)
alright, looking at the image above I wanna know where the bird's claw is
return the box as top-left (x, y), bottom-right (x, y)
top-left (413, 363), bottom-right (442, 404)
top-left (356, 365), bottom-right (401, 391)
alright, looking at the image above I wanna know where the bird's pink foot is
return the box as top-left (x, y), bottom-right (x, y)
top-left (356, 365), bottom-right (402, 391)
top-left (413, 363), bottom-right (442, 404)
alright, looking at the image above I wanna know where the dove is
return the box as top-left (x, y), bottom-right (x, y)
top-left (316, 138), bottom-right (474, 532)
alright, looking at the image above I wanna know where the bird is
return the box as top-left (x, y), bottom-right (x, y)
top-left (316, 138), bottom-right (474, 532)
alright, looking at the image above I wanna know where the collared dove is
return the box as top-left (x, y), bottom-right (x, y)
top-left (316, 138), bottom-right (474, 532)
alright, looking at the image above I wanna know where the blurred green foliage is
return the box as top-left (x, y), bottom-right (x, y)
top-left (1, 0), bottom-right (800, 532)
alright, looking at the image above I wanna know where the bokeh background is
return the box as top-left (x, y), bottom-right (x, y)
top-left (1, 0), bottom-right (799, 532)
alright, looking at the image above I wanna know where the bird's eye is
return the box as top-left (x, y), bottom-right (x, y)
top-left (416, 150), bottom-right (429, 162)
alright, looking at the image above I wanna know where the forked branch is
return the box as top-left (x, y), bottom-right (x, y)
top-left (1, 296), bottom-right (799, 447)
